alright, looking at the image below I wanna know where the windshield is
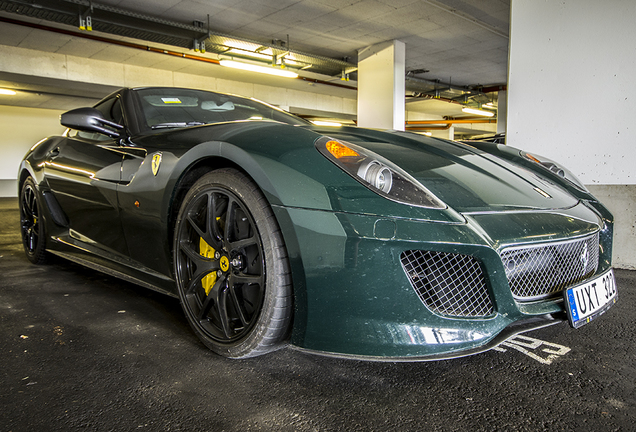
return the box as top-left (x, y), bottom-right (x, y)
top-left (133, 87), bottom-right (309, 131)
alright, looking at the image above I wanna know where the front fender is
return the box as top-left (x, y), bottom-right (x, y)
top-left (18, 136), bottom-right (67, 192)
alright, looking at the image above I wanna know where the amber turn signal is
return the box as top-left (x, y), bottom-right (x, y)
top-left (325, 140), bottom-right (359, 159)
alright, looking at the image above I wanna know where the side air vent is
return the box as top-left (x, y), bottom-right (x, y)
top-left (400, 250), bottom-right (494, 318)
top-left (42, 191), bottom-right (69, 227)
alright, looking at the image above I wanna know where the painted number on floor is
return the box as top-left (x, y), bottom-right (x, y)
top-left (493, 335), bottom-right (571, 365)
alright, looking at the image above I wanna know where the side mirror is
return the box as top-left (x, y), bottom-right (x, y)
top-left (60, 107), bottom-right (123, 138)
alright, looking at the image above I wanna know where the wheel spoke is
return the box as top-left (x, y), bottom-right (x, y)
top-left (228, 236), bottom-right (258, 251)
top-left (223, 197), bottom-right (236, 246)
top-left (230, 273), bottom-right (263, 286)
top-left (179, 239), bottom-right (219, 276)
top-left (185, 270), bottom-right (208, 295)
top-left (215, 286), bottom-right (232, 339)
top-left (209, 193), bottom-right (225, 246)
top-left (23, 195), bottom-right (32, 216)
top-left (186, 212), bottom-right (207, 242)
top-left (30, 193), bottom-right (37, 216)
top-left (29, 229), bottom-right (36, 251)
top-left (22, 189), bottom-right (34, 227)
top-left (180, 238), bottom-right (209, 266)
top-left (229, 285), bottom-right (249, 327)
top-left (21, 217), bottom-right (30, 232)
top-left (199, 275), bottom-right (224, 320)
top-left (179, 238), bottom-right (202, 262)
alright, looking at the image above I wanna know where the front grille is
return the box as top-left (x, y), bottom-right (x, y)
top-left (400, 250), bottom-right (494, 317)
top-left (500, 233), bottom-right (599, 301)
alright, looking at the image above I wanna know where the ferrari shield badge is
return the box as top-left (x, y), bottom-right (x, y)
top-left (151, 152), bottom-right (162, 176)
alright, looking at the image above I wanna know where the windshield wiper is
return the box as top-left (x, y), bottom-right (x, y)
top-left (151, 121), bottom-right (206, 129)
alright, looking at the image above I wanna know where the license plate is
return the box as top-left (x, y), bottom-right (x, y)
top-left (565, 269), bottom-right (617, 328)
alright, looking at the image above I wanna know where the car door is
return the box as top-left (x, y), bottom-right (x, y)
top-left (43, 96), bottom-right (129, 257)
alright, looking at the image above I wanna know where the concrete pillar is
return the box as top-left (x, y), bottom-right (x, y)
top-left (496, 90), bottom-right (507, 135)
top-left (357, 40), bottom-right (405, 131)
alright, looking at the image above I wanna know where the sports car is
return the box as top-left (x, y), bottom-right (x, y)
top-left (18, 86), bottom-right (618, 360)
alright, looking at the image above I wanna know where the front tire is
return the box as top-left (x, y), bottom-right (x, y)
top-left (20, 177), bottom-right (47, 264)
top-left (173, 168), bottom-right (293, 358)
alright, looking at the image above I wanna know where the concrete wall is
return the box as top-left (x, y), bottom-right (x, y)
top-left (0, 105), bottom-right (66, 196)
top-left (587, 185), bottom-right (636, 270)
top-left (508, 0), bottom-right (636, 269)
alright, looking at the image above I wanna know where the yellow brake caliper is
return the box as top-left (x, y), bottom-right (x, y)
top-left (199, 237), bottom-right (217, 295)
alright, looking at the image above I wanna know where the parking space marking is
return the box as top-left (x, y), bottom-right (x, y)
top-left (493, 335), bottom-right (571, 364)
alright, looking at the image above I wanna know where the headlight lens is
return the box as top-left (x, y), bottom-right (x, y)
top-left (315, 136), bottom-right (446, 209)
top-left (522, 152), bottom-right (588, 192)
top-left (358, 161), bottom-right (393, 193)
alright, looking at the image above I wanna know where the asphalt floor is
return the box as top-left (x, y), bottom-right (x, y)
top-left (1, 197), bottom-right (634, 431)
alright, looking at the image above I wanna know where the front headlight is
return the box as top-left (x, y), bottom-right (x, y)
top-left (522, 152), bottom-right (589, 192)
top-left (315, 136), bottom-right (446, 209)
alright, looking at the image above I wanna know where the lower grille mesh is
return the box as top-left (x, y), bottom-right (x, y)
top-left (400, 250), bottom-right (494, 317)
top-left (500, 233), bottom-right (600, 301)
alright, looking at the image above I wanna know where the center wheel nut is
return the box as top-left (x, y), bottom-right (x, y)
top-left (219, 255), bottom-right (230, 272)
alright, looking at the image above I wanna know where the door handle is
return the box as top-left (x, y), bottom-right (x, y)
top-left (47, 147), bottom-right (60, 158)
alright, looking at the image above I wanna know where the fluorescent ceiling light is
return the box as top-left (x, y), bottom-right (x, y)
top-left (227, 48), bottom-right (271, 61)
top-left (219, 60), bottom-right (298, 78)
top-left (0, 89), bottom-right (17, 95)
top-left (225, 49), bottom-right (304, 67)
top-left (312, 120), bottom-right (342, 127)
top-left (462, 107), bottom-right (495, 117)
top-left (482, 103), bottom-right (497, 110)
top-left (221, 39), bottom-right (262, 52)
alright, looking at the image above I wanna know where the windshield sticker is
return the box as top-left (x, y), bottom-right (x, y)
top-left (161, 98), bottom-right (182, 104)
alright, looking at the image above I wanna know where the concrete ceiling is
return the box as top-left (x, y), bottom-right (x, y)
top-left (0, 0), bottom-right (509, 132)
top-left (106, 0), bottom-right (510, 85)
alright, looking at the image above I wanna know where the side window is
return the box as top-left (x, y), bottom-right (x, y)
top-left (111, 99), bottom-right (124, 125)
top-left (74, 130), bottom-right (111, 142)
top-left (73, 97), bottom-right (124, 142)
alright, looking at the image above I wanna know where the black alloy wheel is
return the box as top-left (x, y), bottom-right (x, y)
top-left (20, 177), bottom-right (47, 264)
top-left (173, 168), bottom-right (292, 358)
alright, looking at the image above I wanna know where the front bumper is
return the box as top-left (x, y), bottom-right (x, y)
top-left (273, 201), bottom-right (612, 359)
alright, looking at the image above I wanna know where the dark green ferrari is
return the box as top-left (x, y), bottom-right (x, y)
top-left (18, 87), bottom-right (618, 360)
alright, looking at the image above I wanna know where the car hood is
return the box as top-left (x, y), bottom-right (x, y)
top-left (321, 128), bottom-right (579, 213)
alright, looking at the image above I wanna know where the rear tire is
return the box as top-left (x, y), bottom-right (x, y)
top-left (20, 177), bottom-right (47, 264)
top-left (173, 168), bottom-right (293, 358)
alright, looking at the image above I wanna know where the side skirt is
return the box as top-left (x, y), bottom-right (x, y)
top-left (48, 241), bottom-right (177, 298)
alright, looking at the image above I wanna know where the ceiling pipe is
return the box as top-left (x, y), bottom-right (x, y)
top-left (406, 119), bottom-right (497, 125)
top-left (0, 16), bottom-right (220, 63)
top-left (405, 118), bottom-right (496, 131)
top-left (406, 124), bottom-right (452, 131)
top-left (405, 74), bottom-right (486, 98)
top-left (480, 84), bottom-right (507, 93)
top-left (405, 94), bottom-right (463, 105)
